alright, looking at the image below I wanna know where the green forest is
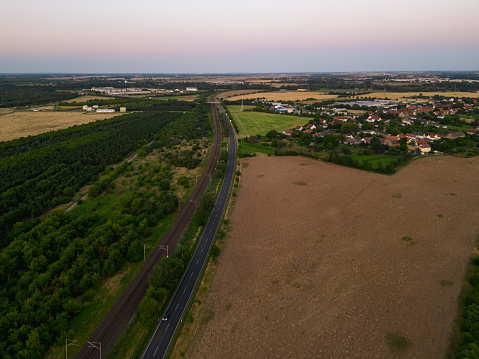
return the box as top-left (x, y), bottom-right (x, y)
top-left (0, 111), bottom-right (181, 247)
top-left (0, 97), bottom-right (213, 358)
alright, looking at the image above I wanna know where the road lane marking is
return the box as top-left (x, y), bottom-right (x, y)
top-left (166, 323), bottom-right (170, 330)
top-left (183, 287), bottom-right (187, 293)
top-left (190, 272), bottom-right (193, 277)
top-left (154, 347), bottom-right (158, 356)
top-left (175, 304), bottom-right (179, 311)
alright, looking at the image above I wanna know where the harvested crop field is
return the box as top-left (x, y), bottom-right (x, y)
top-left (0, 111), bottom-right (121, 142)
top-left (218, 90), bottom-right (265, 100)
top-left (227, 91), bottom-right (339, 102)
top-left (188, 155), bottom-right (479, 359)
top-left (361, 91), bottom-right (479, 100)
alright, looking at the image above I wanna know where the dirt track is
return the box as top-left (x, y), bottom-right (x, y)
top-left (188, 155), bottom-right (479, 358)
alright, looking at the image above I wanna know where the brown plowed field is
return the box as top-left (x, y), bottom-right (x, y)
top-left (188, 155), bottom-right (479, 359)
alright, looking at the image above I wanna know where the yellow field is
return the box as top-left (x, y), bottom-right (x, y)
top-left (360, 91), bottom-right (479, 100)
top-left (218, 90), bottom-right (265, 100)
top-left (0, 108), bottom-right (15, 115)
top-left (227, 91), bottom-right (339, 102)
top-left (0, 111), bottom-right (122, 142)
top-left (34, 105), bottom-right (55, 110)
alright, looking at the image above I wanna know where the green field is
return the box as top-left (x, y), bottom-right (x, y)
top-left (239, 142), bottom-right (275, 155)
top-left (352, 154), bottom-right (396, 168)
top-left (446, 124), bottom-right (475, 131)
top-left (227, 105), bottom-right (306, 136)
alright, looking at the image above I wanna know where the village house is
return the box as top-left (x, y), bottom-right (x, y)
top-left (419, 143), bottom-right (431, 154)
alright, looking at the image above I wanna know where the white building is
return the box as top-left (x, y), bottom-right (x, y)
top-left (186, 87), bottom-right (198, 92)
top-left (96, 109), bottom-right (115, 113)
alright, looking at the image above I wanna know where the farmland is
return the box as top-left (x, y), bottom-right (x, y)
top-left (0, 111), bottom-right (121, 142)
top-left (239, 142), bottom-right (274, 156)
top-left (351, 154), bottom-right (396, 169)
top-left (227, 105), bottom-right (306, 137)
top-left (359, 91), bottom-right (479, 100)
top-left (226, 90), bottom-right (479, 103)
top-left (186, 155), bottom-right (479, 359)
top-left (227, 91), bottom-right (339, 102)
top-left (217, 90), bottom-right (265, 100)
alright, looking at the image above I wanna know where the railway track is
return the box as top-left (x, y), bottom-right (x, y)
top-left (74, 96), bottom-right (221, 359)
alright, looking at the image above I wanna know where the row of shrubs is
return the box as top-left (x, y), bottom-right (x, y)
top-left (455, 249), bottom-right (479, 358)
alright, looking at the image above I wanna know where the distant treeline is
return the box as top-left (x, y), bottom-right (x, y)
top-left (0, 85), bottom-right (77, 108)
top-left (60, 98), bottom-right (196, 112)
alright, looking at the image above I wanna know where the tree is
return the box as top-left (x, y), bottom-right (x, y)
top-left (323, 134), bottom-right (339, 149)
top-left (371, 137), bottom-right (383, 154)
top-left (127, 240), bottom-right (143, 262)
top-left (149, 257), bottom-right (184, 291)
top-left (340, 145), bottom-right (351, 155)
top-left (200, 192), bottom-right (216, 212)
top-left (138, 297), bottom-right (160, 325)
top-left (266, 130), bottom-right (278, 139)
top-left (88, 185), bottom-right (101, 198)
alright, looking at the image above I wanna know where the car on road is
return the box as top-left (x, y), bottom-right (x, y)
top-left (162, 312), bottom-right (169, 321)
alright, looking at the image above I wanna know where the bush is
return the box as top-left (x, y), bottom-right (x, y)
top-left (210, 244), bottom-right (221, 258)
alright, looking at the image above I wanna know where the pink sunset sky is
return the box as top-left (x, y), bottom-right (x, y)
top-left (1, 0), bottom-right (478, 73)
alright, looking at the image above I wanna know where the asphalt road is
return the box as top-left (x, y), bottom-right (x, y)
top-left (141, 103), bottom-right (236, 359)
top-left (74, 99), bottom-right (222, 359)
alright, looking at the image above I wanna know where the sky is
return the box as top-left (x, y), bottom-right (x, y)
top-left (1, 0), bottom-right (479, 73)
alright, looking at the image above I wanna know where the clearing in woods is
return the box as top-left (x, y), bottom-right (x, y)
top-left (186, 155), bottom-right (479, 359)
top-left (227, 105), bottom-right (307, 137)
top-left (0, 111), bottom-right (122, 142)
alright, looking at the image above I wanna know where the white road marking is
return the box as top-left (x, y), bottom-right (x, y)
top-left (154, 347), bottom-right (158, 356)
top-left (175, 304), bottom-right (179, 311)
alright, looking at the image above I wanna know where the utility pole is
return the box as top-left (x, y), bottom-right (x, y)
top-left (87, 342), bottom-right (101, 359)
top-left (159, 244), bottom-right (168, 258)
top-left (144, 243), bottom-right (152, 262)
top-left (65, 339), bottom-right (78, 359)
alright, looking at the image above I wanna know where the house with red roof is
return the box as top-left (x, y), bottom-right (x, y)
top-left (419, 143), bottom-right (431, 154)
